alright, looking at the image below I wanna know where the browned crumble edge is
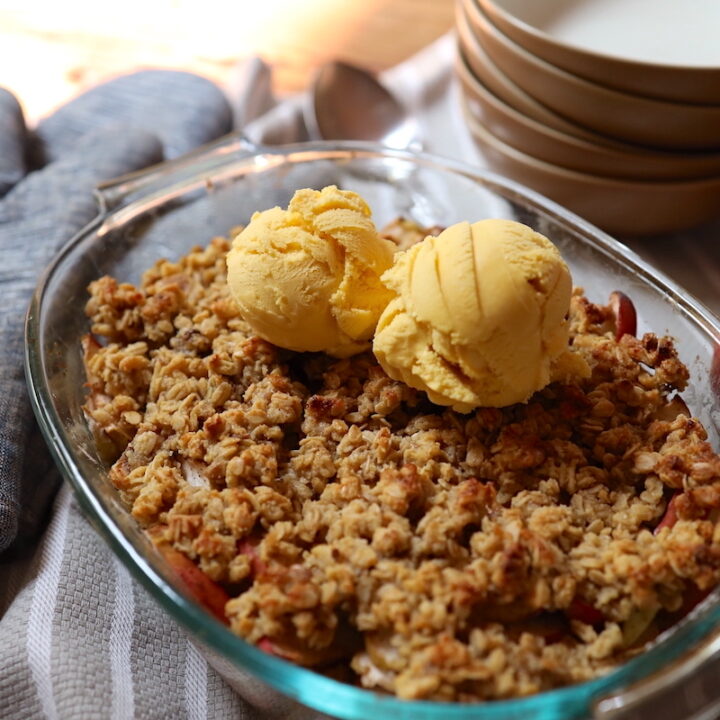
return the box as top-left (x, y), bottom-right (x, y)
top-left (81, 222), bottom-right (720, 702)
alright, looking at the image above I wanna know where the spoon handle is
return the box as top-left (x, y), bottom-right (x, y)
top-left (244, 99), bottom-right (310, 146)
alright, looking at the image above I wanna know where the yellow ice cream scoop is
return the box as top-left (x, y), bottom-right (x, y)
top-left (226, 186), bottom-right (396, 357)
top-left (373, 219), bottom-right (579, 412)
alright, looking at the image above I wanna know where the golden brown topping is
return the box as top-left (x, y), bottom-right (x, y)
top-left (83, 226), bottom-right (720, 702)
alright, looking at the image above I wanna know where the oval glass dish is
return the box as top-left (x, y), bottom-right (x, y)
top-left (24, 137), bottom-right (720, 720)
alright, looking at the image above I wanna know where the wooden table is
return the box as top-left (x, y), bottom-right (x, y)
top-left (0, 0), bottom-right (455, 123)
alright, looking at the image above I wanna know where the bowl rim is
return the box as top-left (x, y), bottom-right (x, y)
top-left (455, 43), bottom-right (720, 181)
top-left (23, 138), bottom-right (720, 720)
top-left (461, 102), bottom-right (720, 235)
top-left (455, 0), bottom-right (613, 144)
top-left (465, 0), bottom-right (720, 114)
top-left (476, 0), bottom-right (720, 80)
top-left (455, 1), bottom-right (720, 170)
top-left (462, 0), bottom-right (720, 150)
top-left (461, 102), bottom-right (720, 192)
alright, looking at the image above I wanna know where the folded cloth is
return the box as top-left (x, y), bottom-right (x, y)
top-left (0, 70), bottom-right (232, 558)
top-left (35, 70), bottom-right (233, 164)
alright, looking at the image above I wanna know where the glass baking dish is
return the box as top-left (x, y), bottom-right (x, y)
top-left (24, 135), bottom-right (720, 720)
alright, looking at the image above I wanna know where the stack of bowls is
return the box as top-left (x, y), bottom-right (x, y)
top-left (455, 0), bottom-right (720, 236)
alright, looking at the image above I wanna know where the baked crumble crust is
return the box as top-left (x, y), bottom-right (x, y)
top-left (82, 225), bottom-right (720, 702)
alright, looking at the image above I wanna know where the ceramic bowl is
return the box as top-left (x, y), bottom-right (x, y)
top-left (456, 6), bottom-right (720, 180)
top-left (461, 102), bottom-right (720, 236)
top-left (476, 0), bottom-right (720, 105)
top-left (462, 0), bottom-right (720, 150)
top-left (456, 4), bottom-right (621, 146)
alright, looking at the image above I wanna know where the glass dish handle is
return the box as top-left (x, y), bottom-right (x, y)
top-left (95, 132), bottom-right (259, 213)
top-left (593, 627), bottom-right (720, 720)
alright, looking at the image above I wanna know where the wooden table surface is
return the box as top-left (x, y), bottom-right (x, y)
top-left (1, 0), bottom-right (455, 123)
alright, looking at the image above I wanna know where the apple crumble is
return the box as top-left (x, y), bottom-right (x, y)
top-left (81, 224), bottom-right (720, 702)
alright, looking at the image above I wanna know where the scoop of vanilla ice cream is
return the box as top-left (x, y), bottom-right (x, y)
top-left (226, 186), bottom-right (396, 357)
top-left (373, 219), bottom-right (577, 411)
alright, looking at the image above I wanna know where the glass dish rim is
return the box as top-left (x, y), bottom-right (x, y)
top-left (24, 138), bottom-right (720, 719)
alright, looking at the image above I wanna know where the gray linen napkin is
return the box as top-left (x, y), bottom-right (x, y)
top-left (0, 88), bottom-right (26, 196)
top-left (0, 70), bottom-right (232, 558)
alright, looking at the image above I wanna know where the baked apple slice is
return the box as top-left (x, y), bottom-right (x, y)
top-left (148, 527), bottom-right (230, 624)
top-left (258, 623), bottom-right (360, 667)
top-left (609, 290), bottom-right (637, 339)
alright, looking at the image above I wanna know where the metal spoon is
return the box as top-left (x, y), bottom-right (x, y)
top-left (308, 61), bottom-right (419, 148)
top-left (245, 60), bottom-right (419, 148)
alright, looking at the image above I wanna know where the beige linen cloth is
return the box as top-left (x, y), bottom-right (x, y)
top-left (3, 31), bottom-right (720, 720)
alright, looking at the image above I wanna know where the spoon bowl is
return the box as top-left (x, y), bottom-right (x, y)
top-left (309, 61), bottom-right (419, 148)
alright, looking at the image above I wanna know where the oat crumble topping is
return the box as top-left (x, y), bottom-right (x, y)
top-left (82, 224), bottom-right (720, 702)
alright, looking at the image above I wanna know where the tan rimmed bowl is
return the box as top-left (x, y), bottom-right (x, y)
top-left (476, 0), bottom-right (720, 105)
top-left (462, 0), bottom-right (720, 151)
top-left (461, 100), bottom-right (720, 236)
top-left (456, 7), bottom-right (720, 181)
top-left (456, 1), bottom-right (611, 145)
